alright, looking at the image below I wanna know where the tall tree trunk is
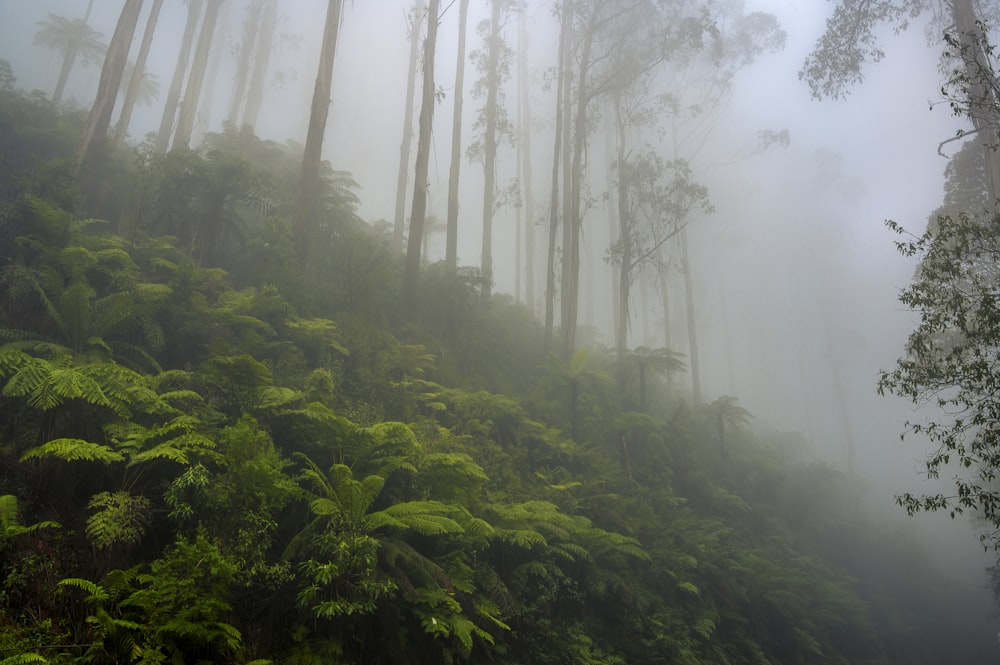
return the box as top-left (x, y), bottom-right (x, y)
top-left (51, 0), bottom-right (96, 107)
top-left (113, 0), bottom-right (164, 148)
top-left (562, 2), bottom-right (595, 359)
top-left (192, 0), bottom-right (230, 144)
top-left (445, 0), bottom-right (470, 275)
top-left (77, 0), bottom-right (144, 177)
top-left (403, 0), bottom-right (441, 302)
top-left (155, 0), bottom-right (202, 153)
top-left (242, 0), bottom-right (277, 131)
top-left (544, 0), bottom-right (572, 355)
top-left (172, 0), bottom-right (223, 150)
top-left (480, 0), bottom-right (503, 303)
top-left (394, 0), bottom-right (426, 254)
top-left (227, 0), bottom-right (265, 126)
top-left (615, 92), bottom-right (630, 365)
top-left (680, 227), bottom-right (701, 403)
top-left (518, 2), bottom-right (536, 313)
top-left (297, 0), bottom-right (345, 267)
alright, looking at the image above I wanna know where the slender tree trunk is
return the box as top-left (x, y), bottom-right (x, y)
top-left (172, 0), bottom-right (223, 150)
top-left (297, 0), bottom-right (344, 267)
top-left (155, 0), bottom-right (202, 153)
top-left (192, 0), bottom-right (229, 144)
top-left (394, 0), bottom-right (426, 254)
top-left (77, 0), bottom-right (144, 177)
top-left (562, 2), bottom-right (595, 359)
top-left (242, 0), bottom-right (277, 131)
top-left (615, 92), bottom-right (630, 365)
top-left (52, 0), bottom-right (96, 107)
top-left (680, 227), bottom-right (701, 403)
top-left (113, 0), bottom-right (163, 148)
top-left (518, 3), bottom-right (536, 313)
top-left (403, 0), bottom-right (440, 301)
top-left (228, 0), bottom-right (265, 126)
top-left (445, 0), bottom-right (470, 275)
top-left (444, 0), bottom-right (469, 275)
top-left (544, 1), bottom-right (572, 355)
top-left (480, 0), bottom-right (503, 303)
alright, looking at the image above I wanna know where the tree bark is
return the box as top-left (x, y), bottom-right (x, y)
top-left (394, 0), bottom-right (426, 254)
top-left (242, 0), bottom-right (277, 131)
top-left (297, 0), bottom-right (344, 267)
top-left (52, 0), bottom-right (96, 107)
top-left (77, 0), bottom-right (144, 176)
top-left (172, 0), bottom-right (223, 150)
top-left (445, 0), bottom-right (470, 275)
top-left (113, 0), bottom-right (163, 148)
top-left (615, 92), bottom-right (630, 365)
top-left (155, 0), bottom-right (202, 153)
top-left (403, 0), bottom-right (441, 302)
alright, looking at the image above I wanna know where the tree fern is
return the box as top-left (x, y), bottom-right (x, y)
top-left (86, 491), bottom-right (151, 550)
top-left (0, 653), bottom-right (48, 664)
top-left (20, 438), bottom-right (124, 464)
top-left (0, 494), bottom-right (60, 539)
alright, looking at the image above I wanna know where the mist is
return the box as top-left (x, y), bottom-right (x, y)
top-left (1, 0), bottom-right (998, 660)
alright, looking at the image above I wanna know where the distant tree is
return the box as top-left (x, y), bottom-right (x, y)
top-left (402, 0), bottom-right (441, 299)
top-left (113, 0), bottom-right (164, 148)
top-left (77, 0), bottom-right (145, 182)
top-left (155, 0), bottom-right (203, 153)
top-left (172, 0), bottom-right (223, 150)
top-left (801, 0), bottom-right (1000, 202)
top-left (705, 395), bottom-right (751, 456)
top-left (227, 0), bottom-right (266, 126)
top-left (241, 0), bottom-right (278, 131)
top-left (469, 0), bottom-right (515, 303)
top-left (445, 0), bottom-right (471, 276)
top-left (393, 0), bottom-right (426, 254)
top-left (34, 2), bottom-right (106, 107)
top-left (297, 0), bottom-right (345, 266)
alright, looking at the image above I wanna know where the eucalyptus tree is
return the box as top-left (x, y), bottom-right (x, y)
top-left (469, 0), bottom-right (516, 302)
top-left (113, 0), bottom-right (164, 148)
top-left (647, 0), bottom-right (784, 402)
top-left (33, 2), bottom-right (105, 107)
top-left (227, 0), bottom-right (266, 126)
top-left (393, 0), bottom-right (426, 254)
top-left (155, 0), bottom-right (203, 153)
top-left (77, 0), bottom-right (145, 180)
top-left (516, 3), bottom-right (537, 312)
top-left (297, 0), bottom-right (345, 267)
top-left (172, 0), bottom-right (224, 150)
top-left (241, 0), bottom-right (278, 131)
top-left (802, 0), bottom-right (1000, 202)
top-left (403, 0), bottom-right (442, 298)
top-left (446, 0), bottom-right (471, 275)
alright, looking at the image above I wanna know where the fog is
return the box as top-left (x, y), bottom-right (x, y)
top-left (1, 0), bottom-right (996, 629)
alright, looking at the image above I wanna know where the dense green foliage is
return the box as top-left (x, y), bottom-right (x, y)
top-left (0, 64), bottom-right (995, 664)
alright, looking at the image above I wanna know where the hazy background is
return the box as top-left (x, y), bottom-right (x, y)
top-left (1, 0), bottom-right (993, 613)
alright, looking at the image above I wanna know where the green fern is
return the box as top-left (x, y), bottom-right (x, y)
top-left (86, 491), bottom-right (152, 549)
top-left (0, 653), bottom-right (49, 664)
top-left (0, 494), bottom-right (60, 538)
top-left (20, 438), bottom-right (124, 464)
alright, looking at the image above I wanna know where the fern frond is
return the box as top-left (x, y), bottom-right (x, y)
top-left (20, 438), bottom-right (124, 464)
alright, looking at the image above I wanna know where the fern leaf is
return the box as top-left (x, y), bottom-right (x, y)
top-left (21, 438), bottom-right (124, 464)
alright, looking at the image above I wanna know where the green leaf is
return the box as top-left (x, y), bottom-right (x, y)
top-left (20, 438), bottom-right (125, 464)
